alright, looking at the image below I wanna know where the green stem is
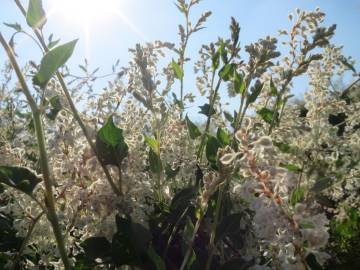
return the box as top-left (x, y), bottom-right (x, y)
top-left (14, 0), bottom-right (121, 196)
top-left (205, 183), bottom-right (225, 270)
top-left (0, 32), bottom-right (71, 270)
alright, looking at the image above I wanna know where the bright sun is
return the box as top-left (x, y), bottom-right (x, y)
top-left (50, 0), bottom-right (120, 26)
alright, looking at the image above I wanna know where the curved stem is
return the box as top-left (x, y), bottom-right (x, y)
top-left (13, 0), bottom-right (121, 196)
top-left (0, 32), bottom-right (71, 270)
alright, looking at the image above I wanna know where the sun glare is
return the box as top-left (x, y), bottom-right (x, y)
top-left (50, 0), bottom-right (119, 26)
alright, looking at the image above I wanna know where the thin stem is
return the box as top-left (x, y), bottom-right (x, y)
top-left (13, 0), bottom-right (121, 196)
top-left (0, 32), bottom-right (71, 270)
top-left (205, 183), bottom-right (225, 270)
top-left (11, 211), bottom-right (44, 270)
top-left (179, 216), bottom-right (202, 270)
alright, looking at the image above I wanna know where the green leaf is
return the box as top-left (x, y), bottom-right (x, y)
top-left (146, 246), bottom-right (165, 270)
top-left (246, 80), bottom-right (263, 105)
top-left (26, 0), bottom-right (46, 29)
top-left (144, 136), bottom-right (160, 155)
top-left (311, 177), bottom-right (332, 192)
top-left (224, 111), bottom-right (234, 123)
top-left (171, 59), bottom-right (183, 80)
top-left (165, 163), bottom-right (180, 179)
top-left (273, 141), bottom-right (291, 153)
top-left (216, 213), bottom-right (243, 243)
top-left (233, 70), bottom-right (245, 94)
top-left (257, 107), bottom-right (276, 124)
top-left (340, 57), bottom-right (356, 73)
top-left (172, 92), bottom-right (184, 109)
top-left (199, 103), bottom-right (216, 117)
top-left (185, 115), bottom-right (201, 139)
top-left (82, 237), bottom-right (111, 261)
top-left (112, 216), bottom-right (152, 267)
top-left (33, 40), bottom-right (78, 89)
top-left (96, 116), bottom-right (128, 166)
top-left (212, 51), bottom-right (220, 71)
top-left (149, 149), bottom-right (162, 174)
top-left (289, 186), bottom-right (305, 206)
top-left (216, 128), bottom-right (230, 146)
top-left (0, 166), bottom-right (41, 194)
top-left (270, 77), bottom-right (278, 96)
top-left (219, 40), bottom-right (228, 64)
top-left (46, 95), bottom-right (62, 120)
top-left (3, 22), bottom-right (22, 32)
top-left (220, 258), bottom-right (253, 270)
top-left (219, 63), bottom-right (236, 81)
top-left (206, 135), bottom-right (221, 164)
top-left (280, 163), bottom-right (302, 173)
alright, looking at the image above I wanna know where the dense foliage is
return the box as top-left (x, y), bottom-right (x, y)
top-left (0, 0), bottom-right (359, 269)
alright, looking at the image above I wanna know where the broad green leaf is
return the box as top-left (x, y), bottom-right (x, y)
top-left (219, 40), bottom-right (228, 64)
top-left (270, 77), bottom-right (278, 96)
top-left (144, 136), bottom-right (160, 155)
top-left (218, 63), bottom-right (236, 81)
top-left (146, 246), bottom-right (165, 270)
top-left (280, 163), bottom-right (302, 173)
top-left (224, 111), bottom-right (234, 123)
top-left (96, 116), bottom-right (128, 166)
top-left (257, 107), bottom-right (276, 124)
top-left (311, 177), bottom-right (332, 192)
top-left (246, 80), bottom-right (263, 105)
top-left (212, 51), bottom-right (220, 71)
top-left (289, 186), bottom-right (305, 206)
top-left (206, 135), bottom-right (221, 164)
top-left (82, 237), bottom-right (111, 261)
top-left (0, 166), bottom-right (41, 194)
top-left (233, 69), bottom-right (245, 94)
top-left (273, 141), bottom-right (291, 153)
top-left (3, 22), bottom-right (22, 32)
top-left (46, 95), bottom-right (62, 120)
top-left (149, 149), bottom-right (162, 174)
top-left (185, 115), bottom-right (201, 139)
top-left (26, 0), bottom-right (47, 29)
top-left (216, 128), bottom-right (230, 146)
top-left (33, 40), bottom-right (78, 89)
top-left (165, 163), bottom-right (180, 179)
top-left (171, 59), bottom-right (183, 80)
top-left (199, 103), bottom-right (216, 117)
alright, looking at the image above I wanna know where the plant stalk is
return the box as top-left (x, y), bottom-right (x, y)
top-left (0, 32), bottom-right (71, 270)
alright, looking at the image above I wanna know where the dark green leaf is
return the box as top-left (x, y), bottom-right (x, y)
top-left (0, 166), bottom-right (41, 194)
top-left (219, 40), bottom-right (228, 64)
top-left (172, 92), bottom-right (184, 109)
top-left (224, 111), bottom-right (234, 123)
top-left (26, 0), bottom-right (47, 29)
top-left (165, 163), bottom-right (180, 179)
top-left (219, 63), bottom-right (236, 82)
top-left (33, 40), bottom-right (78, 89)
top-left (185, 116), bottom-right (201, 139)
top-left (340, 57), bottom-right (356, 73)
top-left (257, 107), bottom-right (276, 124)
top-left (246, 80), bottom-right (263, 105)
top-left (149, 149), bottom-right (162, 174)
top-left (270, 77), bottom-right (278, 96)
top-left (171, 59), bottom-right (183, 80)
top-left (273, 141), bottom-right (291, 153)
top-left (46, 95), bottom-right (62, 120)
top-left (311, 177), bottom-right (332, 192)
top-left (170, 187), bottom-right (198, 213)
top-left (289, 186), bottom-right (305, 206)
top-left (96, 116), bottom-right (128, 166)
top-left (199, 103), bottom-right (216, 117)
top-left (216, 213), bottom-right (243, 243)
top-left (206, 135), bottom-right (221, 164)
top-left (146, 246), bottom-right (165, 270)
top-left (220, 258), bottom-right (253, 270)
top-left (216, 128), bottom-right (230, 146)
top-left (280, 163), bottom-right (302, 173)
top-left (82, 237), bottom-right (111, 260)
top-left (212, 51), bottom-right (220, 71)
top-left (3, 22), bottom-right (22, 32)
top-left (305, 253), bottom-right (323, 270)
top-left (234, 70), bottom-right (245, 94)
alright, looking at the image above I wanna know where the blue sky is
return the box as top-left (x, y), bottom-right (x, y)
top-left (1, 0), bottom-right (359, 116)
